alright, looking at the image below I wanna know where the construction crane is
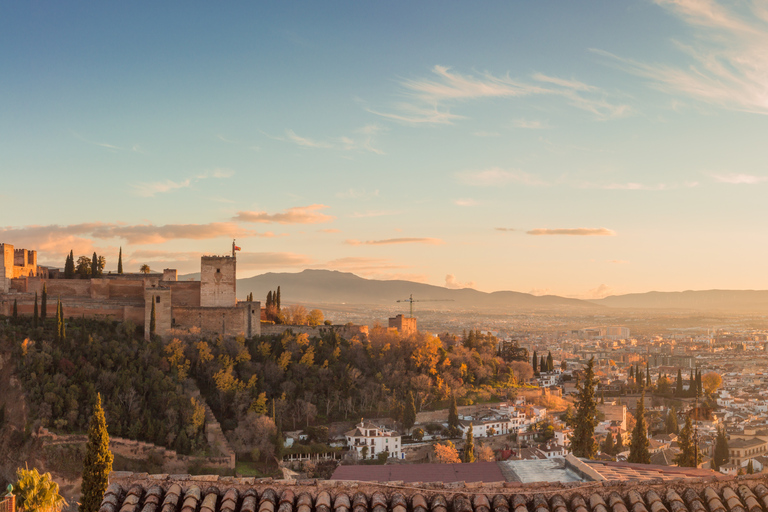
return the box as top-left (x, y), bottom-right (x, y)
top-left (396, 294), bottom-right (454, 318)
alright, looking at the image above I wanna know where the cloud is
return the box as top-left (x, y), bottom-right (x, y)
top-left (351, 210), bottom-right (400, 218)
top-left (528, 288), bottom-right (552, 296)
top-left (236, 252), bottom-right (314, 269)
top-left (285, 129), bottom-right (333, 149)
top-left (285, 125), bottom-right (385, 154)
top-left (456, 167), bottom-right (547, 187)
top-left (371, 65), bottom-right (630, 124)
top-left (527, 228), bottom-right (616, 236)
top-left (0, 222), bottom-right (258, 248)
top-left (234, 204), bottom-right (335, 224)
top-left (319, 228), bottom-right (341, 234)
top-left (346, 238), bottom-right (444, 246)
top-left (513, 119), bottom-right (549, 129)
top-left (712, 173), bottom-right (768, 184)
top-left (336, 188), bottom-right (380, 199)
top-left (583, 284), bottom-right (614, 300)
top-left (495, 227), bottom-right (516, 232)
top-left (593, 1), bottom-right (768, 114)
top-left (132, 168), bottom-right (235, 197)
top-left (320, 257), bottom-right (409, 272)
top-left (72, 132), bottom-right (123, 150)
top-left (454, 198), bottom-right (478, 206)
top-left (581, 181), bottom-right (699, 190)
top-left (444, 274), bottom-right (477, 290)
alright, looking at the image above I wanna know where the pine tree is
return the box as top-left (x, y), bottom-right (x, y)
top-left (91, 252), bottom-right (98, 278)
top-left (448, 395), bottom-right (459, 435)
top-left (666, 407), bottom-right (679, 434)
top-left (33, 292), bottom-right (39, 328)
top-left (403, 391), bottom-right (417, 431)
top-left (676, 368), bottom-right (683, 396)
top-left (674, 414), bottom-right (700, 467)
top-left (41, 283), bottom-right (48, 321)
top-left (80, 394), bottom-right (113, 512)
top-left (628, 391), bottom-right (650, 463)
top-left (463, 424), bottom-right (475, 463)
top-left (117, 247), bottom-right (123, 274)
top-left (150, 298), bottom-right (156, 338)
top-left (602, 432), bottom-right (615, 455)
top-left (572, 357), bottom-right (597, 459)
top-left (547, 351), bottom-right (554, 372)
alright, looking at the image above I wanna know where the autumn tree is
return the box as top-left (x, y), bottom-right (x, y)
top-left (76, 255), bottom-right (91, 277)
top-left (702, 372), bottom-right (722, 395)
top-left (307, 309), bottom-right (324, 326)
top-left (463, 424), bottom-right (475, 463)
top-left (571, 357), bottom-right (597, 459)
top-left (80, 394), bottom-right (113, 512)
top-left (139, 264), bottom-right (151, 274)
top-left (476, 444), bottom-right (495, 461)
top-left (14, 466), bottom-right (67, 512)
top-left (628, 392), bottom-right (650, 464)
top-left (433, 441), bottom-right (461, 463)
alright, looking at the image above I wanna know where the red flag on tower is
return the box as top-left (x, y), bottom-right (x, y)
top-left (234, 245), bottom-right (241, 251)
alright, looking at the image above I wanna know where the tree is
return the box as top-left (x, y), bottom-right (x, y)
top-left (602, 432), bottom-right (615, 455)
top-left (117, 247), bottom-right (123, 274)
top-left (412, 428), bottom-right (424, 442)
top-left (56, 299), bottom-right (65, 341)
top-left (463, 424), bottom-right (475, 463)
top-left (12, 299), bottom-right (18, 321)
top-left (403, 391), bottom-right (417, 431)
top-left (546, 351), bottom-right (554, 372)
top-left (628, 392), bottom-right (650, 463)
top-left (76, 255), bottom-right (92, 277)
top-left (64, 250), bottom-right (75, 278)
top-left (696, 369), bottom-right (703, 397)
top-left (433, 441), bottom-right (460, 463)
top-left (41, 284), bottom-right (47, 321)
top-left (666, 407), bottom-right (679, 434)
top-left (572, 357), bottom-right (597, 459)
top-left (276, 286), bottom-right (281, 311)
top-left (14, 466), bottom-right (67, 512)
top-left (561, 360), bottom-right (567, 371)
top-left (448, 395), bottom-right (459, 436)
top-left (139, 264), bottom-right (151, 274)
top-left (91, 252), bottom-right (99, 278)
top-left (629, 365), bottom-right (634, 381)
top-left (675, 368), bottom-right (683, 395)
top-left (674, 414), bottom-right (700, 468)
top-left (615, 431), bottom-right (624, 453)
top-left (540, 355), bottom-right (546, 373)
top-left (476, 444), bottom-right (495, 462)
top-left (307, 309), bottom-right (324, 326)
top-left (532, 350), bottom-right (538, 375)
top-left (702, 372), bottom-right (722, 395)
top-left (80, 394), bottom-right (113, 512)
top-left (747, 459), bottom-right (754, 474)
top-left (150, 298), bottom-right (156, 338)
top-left (712, 427), bottom-right (729, 470)
top-left (33, 292), bottom-right (39, 328)
top-left (645, 365), bottom-right (651, 387)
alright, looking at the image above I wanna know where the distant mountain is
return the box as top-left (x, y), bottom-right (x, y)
top-left (235, 269), bottom-right (598, 311)
top-left (591, 290), bottom-right (768, 312)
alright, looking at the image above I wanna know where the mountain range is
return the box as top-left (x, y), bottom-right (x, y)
top-left (180, 269), bottom-right (768, 313)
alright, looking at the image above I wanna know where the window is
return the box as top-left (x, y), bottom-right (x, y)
top-left (216, 268), bottom-right (221, 273)
top-left (156, 296), bottom-right (160, 303)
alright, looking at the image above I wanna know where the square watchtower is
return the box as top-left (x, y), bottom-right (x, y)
top-left (200, 255), bottom-right (236, 307)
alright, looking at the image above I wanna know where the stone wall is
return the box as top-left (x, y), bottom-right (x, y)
top-left (260, 323), bottom-right (369, 340)
top-left (173, 306), bottom-right (247, 337)
top-left (200, 256), bottom-right (236, 307)
top-left (145, 288), bottom-right (172, 340)
top-left (169, 281), bottom-right (202, 307)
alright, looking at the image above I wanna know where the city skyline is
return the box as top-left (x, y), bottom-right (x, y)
top-left (2, 1), bottom-right (767, 298)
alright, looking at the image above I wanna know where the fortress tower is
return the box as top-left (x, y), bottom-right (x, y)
top-left (200, 253), bottom-right (236, 307)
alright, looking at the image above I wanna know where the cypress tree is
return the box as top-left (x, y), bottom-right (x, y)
top-left (696, 370), bottom-right (703, 397)
top-left (713, 427), bottom-right (729, 470)
top-left (628, 391), bottom-right (650, 463)
top-left (276, 286), bottom-right (281, 311)
top-left (540, 355), bottom-right (546, 372)
top-left (532, 351), bottom-right (538, 375)
top-left (572, 357), bottom-right (597, 459)
top-left (637, 365), bottom-right (644, 388)
top-left (463, 424), bottom-right (475, 463)
top-left (150, 298), bottom-right (156, 338)
top-left (57, 299), bottom-right (66, 341)
top-left (41, 283), bottom-right (48, 321)
top-left (117, 247), bottom-right (123, 274)
top-left (65, 250), bottom-right (75, 278)
top-left (688, 371), bottom-right (694, 397)
top-left (602, 432), bottom-right (615, 455)
top-left (629, 365), bottom-right (634, 380)
top-left (448, 395), bottom-right (459, 435)
top-left (403, 391), bottom-right (417, 431)
top-left (80, 393), bottom-right (113, 512)
top-left (547, 351), bottom-right (554, 372)
top-left (747, 459), bottom-right (754, 474)
top-left (666, 407), bottom-right (679, 434)
top-left (615, 431), bottom-right (624, 453)
top-left (646, 365), bottom-right (651, 387)
top-left (91, 252), bottom-right (99, 278)
top-left (33, 292), bottom-right (39, 328)
top-left (674, 414), bottom-right (700, 467)
top-left (676, 368), bottom-right (683, 396)
top-left (12, 299), bottom-right (18, 321)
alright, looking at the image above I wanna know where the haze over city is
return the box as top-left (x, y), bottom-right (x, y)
top-left (3, 1), bottom-right (767, 298)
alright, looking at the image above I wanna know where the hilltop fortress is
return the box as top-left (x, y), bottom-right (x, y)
top-left (0, 242), bottom-right (260, 340)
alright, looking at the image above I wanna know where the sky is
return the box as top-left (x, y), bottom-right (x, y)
top-left (2, 1), bottom-right (768, 299)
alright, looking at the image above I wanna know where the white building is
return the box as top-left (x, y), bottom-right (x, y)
top-left (344, 421), bottom-right (402, 460)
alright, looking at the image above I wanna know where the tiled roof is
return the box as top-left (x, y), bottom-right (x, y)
top-left (100, 470), bottom-right (767, 512)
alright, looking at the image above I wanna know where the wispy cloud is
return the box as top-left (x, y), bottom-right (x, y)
top-left (286, 129), bottom-right (334, 149)
top-left (346, 237), bottom-right (444, 246)
top-left (351, 210), bottom-right (400, 218)
top-left (320, 257), bottom-right (409, 272)
top-left (319, 228), bottom-right (341, 234)
top-left (495, 227), bottom-right (516, 232)
top-left (456, 167), bottom-right (547, 187)
top-left (444, 274), bottom-right (477, 290)
top-left (527, 228), bottom-right (616, 236)
top-left (582, 181), bottom-right (699, 190)
top-left (582, 283), bottom-right (615, 300)
top-left (594, 1), bottom-right (768, 114)
top-left (336, 188), bottom-right (380, 200)
top-left (711, 173), bottom-right (768, 184)
top-left (234, 204), bottom-right (335, 224)
top-left (132, 168), bottom-right (235, 197)
top-left (285, 125), bottom-right (385, 154)
top-left (371, 65), bottom-right (629, 124)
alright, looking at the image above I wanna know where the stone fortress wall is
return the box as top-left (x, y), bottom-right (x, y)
top-left (0, 242), bottom-right (260, 340)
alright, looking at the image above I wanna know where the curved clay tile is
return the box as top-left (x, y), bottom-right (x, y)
top-left (411, 493), bottom-right (428, 512)
top-left (430, 493), bottom-right (448, 512)
top-left (452, 494), bottom-right (473, 512)
top-left (371, 491), bottom-right (387, 512)
top-left (666, 489), bottom-right (687, 512)
top-left (220, 489), bottom-right (239, 512)
top-left (589, 492), bottom-right (608, 512)
top-left (296, 492), bottom-right (313, 512)
top-left (315, 491), bottom-right (332, 512)
top-left (390, 492), bottom-right (407, 512)
top-left (626, 489), bottom-right (647, 512)
top-left (736, 485), bottom-right (761, 512)
top-left (607, 492), bottom-right (627, 512)
top-left (201, 490), bottom-right (219, 512)
top-left (161, 484), bottom-right (183, 512)
top-left (472, 493), bottom-right (490, 512)
top-left (492, 494), bottom-right (510, 512)
top-left (723, 487), bottom-right (746, 512)
top-left (352, 492), bottom-right (369, 512)
top-left (333, 493), bottom-right (351, 512)
top-left (241, 489), bottom-right (258, 512)
top-left (532, 494), bottom-right (550, 512)
top-left (703, 487), bottom-right (726, 512)
top-left (512, 494), bottom-right (529, 512)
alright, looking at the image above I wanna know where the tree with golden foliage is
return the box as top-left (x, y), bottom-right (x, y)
top-left (433, 440), bottom-right (461, 463)
top-left (14, 467), bottom-right (67, 512)
top-left (476, 444), bottom-right (495, 461)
